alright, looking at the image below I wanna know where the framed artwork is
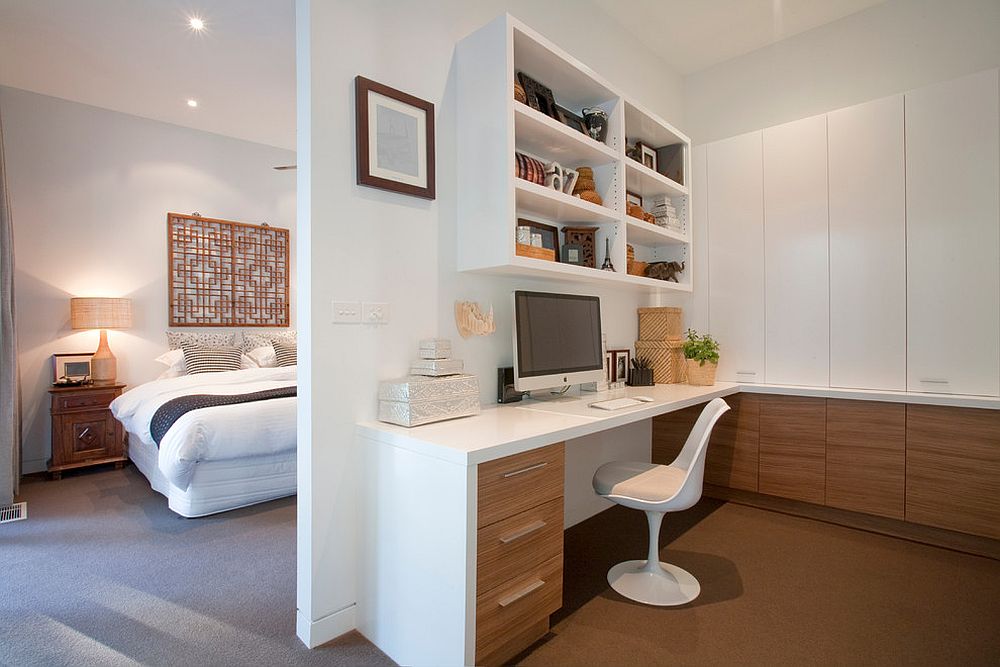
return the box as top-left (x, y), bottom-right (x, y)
top-left (518, 218), bottom-right (559, 257)
top-left (638, 142), bottom-right (657, 172)
top-left (605, 351), bottom-right (613, 382)
top-left (609, 349), bottom-right (631, 383)
top-left (517, 72), bottom-right (559, 119)
top-left (53, 353), bottom-right (92, 382)
top-left (555, 105), bottom-right (586, 135)
top-left (355, 76), bottom-right (436, 199)
top-left (626, 190), bottom-right (643, 208)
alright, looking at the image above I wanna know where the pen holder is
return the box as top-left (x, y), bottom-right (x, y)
top-left (627, 367), bottom-right (654, 387)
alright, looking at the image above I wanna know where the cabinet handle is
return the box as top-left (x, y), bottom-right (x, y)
top-left (502, 462), bottom-right (547, 478)
top-left (920, 378), bottom-right (949, 384)
top-left (499, 520), bottom-right (546, 544)
top-left (79, 428), bottom-right (90, 438)
top-left (735, 371), bottom-right (756, 376)
top-left (497, 579), bottom-right (545, 607)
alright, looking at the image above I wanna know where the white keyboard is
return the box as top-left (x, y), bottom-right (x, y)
top-left (589, 397), bottom-right (644, 411)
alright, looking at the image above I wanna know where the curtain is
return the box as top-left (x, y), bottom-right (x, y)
top-left (0, 97), bottom-right (19, 503)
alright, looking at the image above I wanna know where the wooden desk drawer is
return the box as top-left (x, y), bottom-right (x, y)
top-left (476, 553), bottom-right (562, 664)
top-left (478, 497), bottom-right (563, 595)
top-left (478, 442), bottom-right (564, 528)
top-left (54, 391), bottom-right (117, 412)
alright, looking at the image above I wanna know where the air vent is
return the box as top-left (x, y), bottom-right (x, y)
top-left (0, 502), bottom-right (26, 524)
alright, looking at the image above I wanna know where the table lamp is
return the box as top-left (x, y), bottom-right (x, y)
top-left (70, 297), bottom-right (132, 384)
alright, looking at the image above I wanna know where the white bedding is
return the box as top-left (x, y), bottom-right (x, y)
top-left (110, 366), bottom-right (296, 491)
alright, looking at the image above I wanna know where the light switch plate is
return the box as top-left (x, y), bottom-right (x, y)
top-left (333, 301), bottom-right (362, 324)
top-left (363, 302), bottom-right (390, 324)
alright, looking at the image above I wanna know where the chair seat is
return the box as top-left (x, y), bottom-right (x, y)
top-left (593, 461), bottom-right (686, 503)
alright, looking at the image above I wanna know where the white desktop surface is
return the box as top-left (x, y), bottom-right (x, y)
top-left (357, 382), bottom-right (740, 466)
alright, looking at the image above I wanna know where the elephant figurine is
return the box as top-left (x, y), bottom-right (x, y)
top-left (646, 261), bottom-right (685, 283)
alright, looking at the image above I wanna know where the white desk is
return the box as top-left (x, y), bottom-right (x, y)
top-left (355, 382), bottom-right (739, 667)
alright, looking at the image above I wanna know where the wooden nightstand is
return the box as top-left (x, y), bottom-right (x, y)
top-left (48, 383), bottom-right (128, 480)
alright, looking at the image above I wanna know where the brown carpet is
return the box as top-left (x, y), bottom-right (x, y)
top-left (516, 500), bottom-right (1000, 666)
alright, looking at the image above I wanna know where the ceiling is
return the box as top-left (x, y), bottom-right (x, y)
top-left (0, 0), bottom-right (885, 150)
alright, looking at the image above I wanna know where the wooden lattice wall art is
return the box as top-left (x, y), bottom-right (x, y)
top-left (168, 212), bottom-right (290, 327)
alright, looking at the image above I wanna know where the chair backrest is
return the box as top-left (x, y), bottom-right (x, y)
top-left (668, 397), bottom-right (730, 510)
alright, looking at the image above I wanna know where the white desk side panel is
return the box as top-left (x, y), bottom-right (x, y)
top-left (357, 435), bottom-right (474, 667)
top-left (828, 95), bottom-right (906, 390)
top-left (707, 131), bottom-right (765, 383)
top-left (905, 69), bottom-right (1000, 396)
top-left (763, 114), bottom-right (830, 386)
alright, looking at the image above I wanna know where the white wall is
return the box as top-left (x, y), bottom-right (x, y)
top-left (296, 0), bottom-right (687, 646)
top-left (683, 0), bottom-right (1000, 144)
top-left (1, 87), bottom-right (296, 473)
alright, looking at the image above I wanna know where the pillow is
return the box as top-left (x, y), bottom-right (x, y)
top-left (167, 331), bottom-right (236, 351)
top-left (272, 340), bottom-right (297, 367)
top-left (154, 349), bottom-right (187, 377)
top-left (181, 344), bottom-right (243, 374)
top-left (247, 345), bottom-right (278, 368)
top-left (241, 329), bottom-right (296, 353)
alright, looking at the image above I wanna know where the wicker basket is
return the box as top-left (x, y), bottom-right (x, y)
top-left (627, 260), bottom-right (649, 276)
top-left (686, 359), bottom-right (718, 386)
top-left (634, 339), bottom-right (687, 384)
top-left (515, 243), bottom-right (555, 262)
top-left (638, 307), bottom-right (683, 341)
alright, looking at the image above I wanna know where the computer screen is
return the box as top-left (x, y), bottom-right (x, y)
top-left (513, 290), bottom-right (604, 391)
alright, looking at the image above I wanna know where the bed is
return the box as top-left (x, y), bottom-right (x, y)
top-left (110, 366), bottom-right (297, 517)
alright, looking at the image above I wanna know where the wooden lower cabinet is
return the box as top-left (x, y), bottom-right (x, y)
top-left (758, 395), bottom-right (826, 504)
top-left (476, 442), bottom-right (565, 666)
top-left (905, 405), bottom-right (1000, 540)
top-left (826, 399), bottom-right (905, 519)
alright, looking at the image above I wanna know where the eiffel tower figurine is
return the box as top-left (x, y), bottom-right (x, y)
top-left (601, 237), bottom-right (615, 271)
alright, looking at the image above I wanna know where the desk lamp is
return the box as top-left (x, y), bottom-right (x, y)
top-left (70, 297), bottom-right (132, 384)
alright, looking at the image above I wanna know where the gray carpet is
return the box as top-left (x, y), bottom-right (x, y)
top-left (0, 466), bottom-right (393, 666)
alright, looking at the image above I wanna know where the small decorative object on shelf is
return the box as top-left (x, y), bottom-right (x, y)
top-left (419, 338), bottom-right (452, 359)
top-left (517, 243), bottom-right (556, 261)
top-left (555, 105), bottom-right (587, 135)
top-left (513, 80), bottom-right (527, 104)
top-left (515, 152), bottom-right (546, 185)
top-left (562, 226), bottom-right (598, 268)
top-left (572, 166), bottom-right (603, 206)
top-left (562, 168), bottom-right (579, 195)
top-left (647, 194), bottom-right (682, 231)
top-left (609, 349), bottom-right (631, 383)
top-left (626, 191), bottom-right (643, 208)
top-left (517, 72), bottom-right (559, 119)
top-left (626, 245), bottom-right (648, 277)
top-left (627, 357), bottom-right (654, 387)
top-left (517, 218), bottom-right (559, 257)
top-left (560, 243), bottom-right (585, 265)
top-left (638, 142), bottom-right (657, 171)
top-left (516, 225), bottom-right (532, 245)
top-left (454, 301), bottom-right (496, 338)
top-left (625, 141), bottom-right (643, 163)
top-left (582, 107), bottom-right (609, 143)
top-left (601, 238), bottom-right (615, 271)
top-left (543, 161), bottom-right (564, 191)
top-left (646, 260), bottom-right (685, 283)
top-left (683, 329), bottom-right (720, 386)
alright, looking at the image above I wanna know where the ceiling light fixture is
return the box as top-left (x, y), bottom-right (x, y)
top-left (189, 16), bottom-right (205, 31)
top-left (187, 99), bottom-right (198, 108)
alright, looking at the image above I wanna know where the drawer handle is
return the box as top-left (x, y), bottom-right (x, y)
top-left (79, 428), bottom-right (90, 438)
top-left (735, 371), bottom-right (756, 376)
top-left (920, 378), bottom-right (949, 384)
top-left (503, 462), bottom-right (547, 478)
top-left (497, 579), bottom-right (545, 608)
top-left (499, 520), bottom-right (547, 544)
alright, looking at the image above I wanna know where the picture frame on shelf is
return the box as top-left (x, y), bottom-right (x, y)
top-left (605, 351), bottom-right (613, 382)
top-left (555, 105), bottom-right (587, 135)
top-left (626, 190), bottom-right (643, 208)
top-left (517, 218), bottom-right (559, 257)
top-left (560, 243), bottom-right (585, 266)
top-left (638, 142), bottom-right (657, 171)
top-left (53, 352), bottom-right (93, 384)
top-left (355, 75), bottom-right (436, 200)
top-left (517, 72), bottom-right (559, 119)
top-left (609, 349), bottom-right (631, 383)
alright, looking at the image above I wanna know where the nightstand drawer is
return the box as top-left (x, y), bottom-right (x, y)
top-left (478, 442), bottom-right (564, 528)
top-left (477, 497), bottom-right (563, 596)
top-left (54, 391), bottom-right (117, 412)
top-left (55, 410), bottom-right (119, 463)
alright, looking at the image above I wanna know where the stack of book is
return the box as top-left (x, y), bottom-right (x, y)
top-left (647, 194), bottom-right (683, 232)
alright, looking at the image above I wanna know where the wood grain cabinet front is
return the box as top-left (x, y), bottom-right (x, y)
top-left (758, 395), bottom-right (826, 504)
top-left (48, 384), bottom-right (127, 479)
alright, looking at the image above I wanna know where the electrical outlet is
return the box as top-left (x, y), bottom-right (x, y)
top-left (332, 301), bottom-right (361, 324)
top-left (363, 302), bottom-right (390, 324)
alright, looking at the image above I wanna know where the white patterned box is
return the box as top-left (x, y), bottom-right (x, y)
top-left (418, 338), bottom-right (452, 359)
top-left (378, 374), bottom-right (480, 427)
top-left (410, 358), bottom-right (464, 376)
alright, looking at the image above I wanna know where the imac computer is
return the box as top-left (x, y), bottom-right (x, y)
top-left (512, 290), bottom-right (605, 393)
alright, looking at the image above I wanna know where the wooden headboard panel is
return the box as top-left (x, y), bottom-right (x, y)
top-left (167, 212), bottom-right (290, 327)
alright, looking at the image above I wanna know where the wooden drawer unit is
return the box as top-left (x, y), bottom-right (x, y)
top-left (477, 442), bottom-right (564, 528)
top-left (48, 383), bottom-right (127, 480)
top-left (478, 497), bottom-right (563, 595)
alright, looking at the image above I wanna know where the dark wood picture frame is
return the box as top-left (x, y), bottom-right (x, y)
top-left (517, 218), bottom-right (559, 257)
top-left (355, 76), bottom-right (436, 200)
top-left (610, 349), bottom-right (631, 383)
top-left (517, 72), bottom-right (559, 120)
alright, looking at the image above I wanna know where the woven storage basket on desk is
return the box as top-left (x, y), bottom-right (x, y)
top-left (634, 339), bottom-right (687, 384)
top-left (686, 360), bottom-right (718, 386)
top-left (637, 307), bottom-right (682, 341)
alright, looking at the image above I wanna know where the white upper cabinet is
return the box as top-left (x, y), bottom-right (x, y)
top-left (828, 95), bottom-right (906, 390)
top-left (707, 131), bottom-right (765, 383)
top-left (905, 69), bottom-right (1000, 396)
top-left (763, 115), bottom-right (830, 387)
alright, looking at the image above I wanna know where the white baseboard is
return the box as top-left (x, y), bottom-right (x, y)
top-left (296, 604), bottom-right (356, 649)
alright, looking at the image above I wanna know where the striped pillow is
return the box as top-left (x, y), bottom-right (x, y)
top-left (181, 344), bottom-right (243, 374)
top-left (272, 340), bottom-right (297, 367)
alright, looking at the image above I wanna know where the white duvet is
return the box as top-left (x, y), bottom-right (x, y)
top-left (110, 366), bottom-right (296, 490)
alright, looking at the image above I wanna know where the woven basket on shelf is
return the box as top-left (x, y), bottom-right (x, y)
top-left (685, 359), bottom-right (718, 386)
top-left (638, 307), bottom-right (683, 341)
top-left (634, 339), bottom-right (686, 384)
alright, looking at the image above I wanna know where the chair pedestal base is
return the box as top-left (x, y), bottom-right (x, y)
top-left (607, 560), bottom-right (701, 606)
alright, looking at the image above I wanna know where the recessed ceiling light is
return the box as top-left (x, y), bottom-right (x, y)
top-left (187, 99), bottom-right (198, 108)
top-left (189, 16), bottom-right (205, 31)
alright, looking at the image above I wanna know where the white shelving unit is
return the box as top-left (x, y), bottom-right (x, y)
top-left (457, 14), bottom-right (692, 293)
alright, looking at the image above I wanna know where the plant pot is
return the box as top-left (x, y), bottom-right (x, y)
top-left (685, 359), bottom-right (718, 386)
top-left (627, 367), bottom-right (654, 387)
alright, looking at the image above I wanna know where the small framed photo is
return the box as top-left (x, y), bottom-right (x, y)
top-left (555, 105), bottom-right (587, 135)
top-left (626, 190), bottom-right (643, 208)
top-left (518, 218), bottom-right (559, 257)
top-left (355, 76), bottom-right (435, 199)
top-left (517, 72), bottom-right (559, 120)
top-left (560, 243), bottom-right (585, 266)
top-left (605, 351), bottom-right (614, 382)
top-left (609, 349), bottom-right (631, 383)
top-left (53, 353), bottom-right (93, 383)
top-left (638, 142), bottom-right (657, 172)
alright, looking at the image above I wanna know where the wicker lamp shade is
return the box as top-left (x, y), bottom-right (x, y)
top-left (70, 298), bottom-right (132, 330)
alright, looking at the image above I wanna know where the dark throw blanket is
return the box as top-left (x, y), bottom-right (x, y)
top-left (150, 386), bottom-right (297, 446)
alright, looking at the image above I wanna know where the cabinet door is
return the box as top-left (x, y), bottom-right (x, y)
top-left (705, 393), bottom-right (759, 492)
top-left (828, 96), bottom-right (906, 390)
top-left (55, 411), bottom-right (116, 464)
top-left (763, 115), bottom-right (829, 386)
top-left (758, 395), bottom-right (826, 504)
top-left (707, 131), bottom-right (765, 383)
top-left (906, 69), bottom-right (1000, 396)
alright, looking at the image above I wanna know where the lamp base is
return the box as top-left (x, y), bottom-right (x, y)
top-left (91, 329), bottom-right (117, 384)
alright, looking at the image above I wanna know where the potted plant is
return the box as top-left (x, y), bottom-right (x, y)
top-left (628, 356), bottom-right (654, 387)
top-left (683, 329), bottom-right (720, 386)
